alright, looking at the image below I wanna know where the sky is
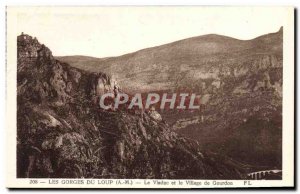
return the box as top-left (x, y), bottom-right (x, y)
top-left (12, 6), bottom-right (287, 58)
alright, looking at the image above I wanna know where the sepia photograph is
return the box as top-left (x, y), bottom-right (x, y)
top-left (5, 6), bottom-right (294, 188)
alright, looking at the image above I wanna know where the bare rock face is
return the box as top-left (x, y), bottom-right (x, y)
top-left (17, 34), bottom-right (246, 179)
top-left (88, 72), bottom-right (119, 98)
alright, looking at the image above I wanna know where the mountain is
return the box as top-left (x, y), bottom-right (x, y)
top-left (57, 27), bottom-right (283, 169)
top-left (17, 33), bottom-right (249, 179)
top-left (57, 27), bottom-right (282, 93)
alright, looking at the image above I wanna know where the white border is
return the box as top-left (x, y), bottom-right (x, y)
top-left (4, 5), bottom-right (295, 189)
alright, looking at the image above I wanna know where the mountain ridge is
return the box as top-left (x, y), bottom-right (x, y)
top-left (57, 27), bottom-right (282, 93)
top-left (57, 26), bottom-right (282, 60)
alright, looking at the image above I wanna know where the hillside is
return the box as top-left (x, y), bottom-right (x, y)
top-left (57, 27), bottom-right (282, 93)
top-left (57, 27), bottom-right (283, 169)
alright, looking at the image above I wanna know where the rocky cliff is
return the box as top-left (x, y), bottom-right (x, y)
top-left (17, 33), bottom-right (247, 179)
